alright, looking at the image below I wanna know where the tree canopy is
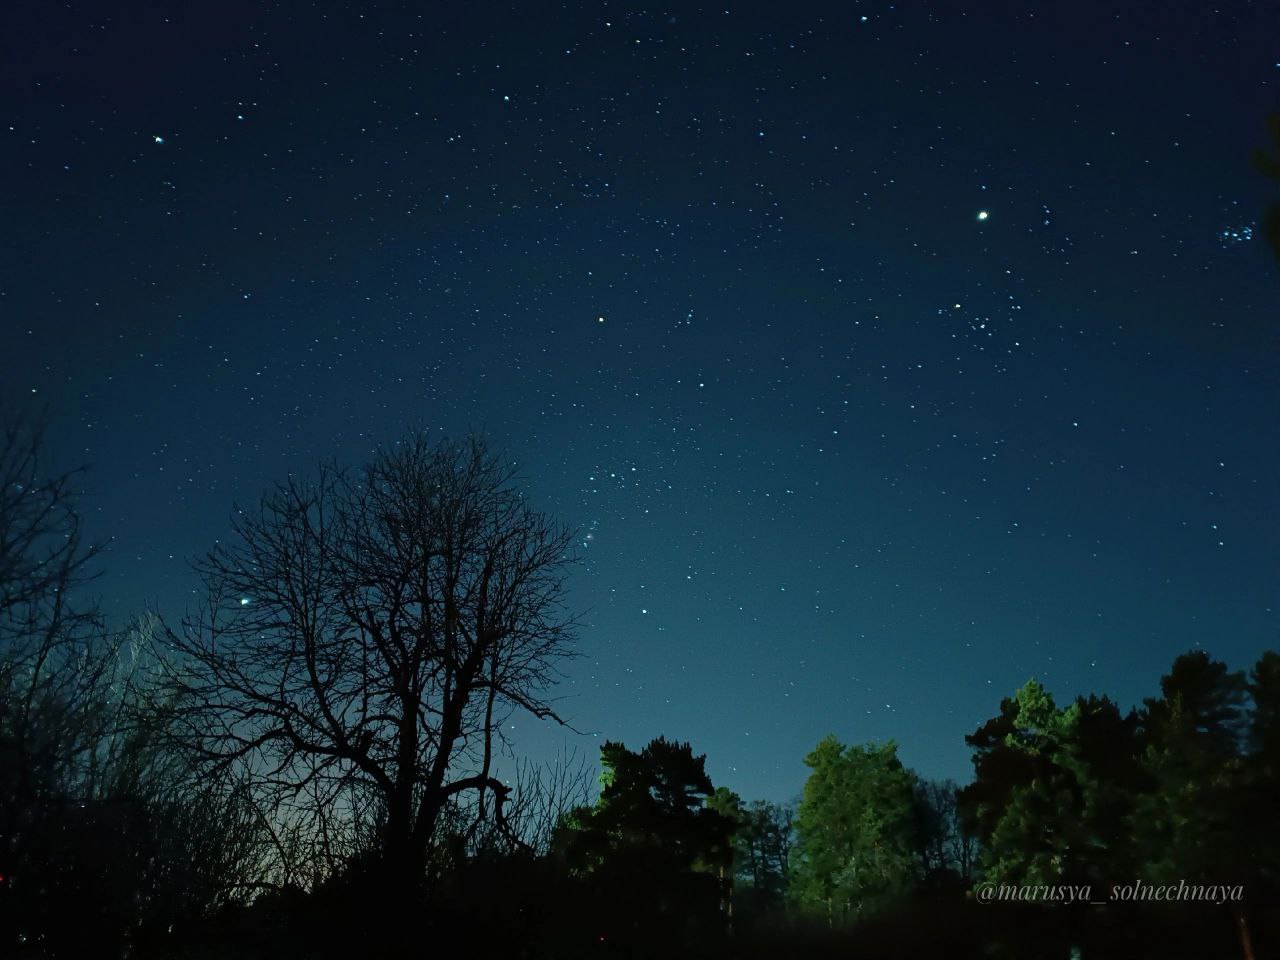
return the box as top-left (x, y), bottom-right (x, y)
top-left (790, 736), bottom-right (919, 922)
top-left (159, 434), bottom-right (578, 894)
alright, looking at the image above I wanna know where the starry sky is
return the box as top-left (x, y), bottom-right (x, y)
top-left (3, 1), bottom-right (1278, 803)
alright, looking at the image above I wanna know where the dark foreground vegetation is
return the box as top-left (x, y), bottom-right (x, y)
top-left (1, 414), bottom-right (1277, 960)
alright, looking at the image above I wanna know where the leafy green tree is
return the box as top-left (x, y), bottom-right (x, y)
top-left (790, 736), bottom-right (918, 923)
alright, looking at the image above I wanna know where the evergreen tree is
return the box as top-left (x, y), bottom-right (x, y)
top-left (556, 737), bottom-right (734, 947)
top-left (1134, 651), bottom-right (1254, 959)
top-left (1254, 114), bottom-right (1280, 265)
top-left (960, 680), bottom-right (1143, 890)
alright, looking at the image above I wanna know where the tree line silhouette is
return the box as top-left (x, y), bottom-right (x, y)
top-left (1, 415), bottom-right (1276, 959)
top-left (1256, 114), bottom-right (1280, 265)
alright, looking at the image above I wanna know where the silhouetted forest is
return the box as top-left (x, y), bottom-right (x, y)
top-left (1, 414), bottom-right (1277, 960)
top-left (1257, 114), bottom-right (1280, 265)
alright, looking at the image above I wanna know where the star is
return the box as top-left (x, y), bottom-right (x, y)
top-left (976, 210), bottom-right (990, 221)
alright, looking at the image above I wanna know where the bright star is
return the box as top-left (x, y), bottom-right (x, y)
top-left (153, 135), bottom-right (165, 144)
top-left (976, 210), bottom-right (989, 221)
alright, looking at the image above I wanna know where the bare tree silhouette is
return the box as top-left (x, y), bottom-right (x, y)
top-left (0, 415), bottom-right (270, 957)
top-left (160, 433), bottom-right (578, 895)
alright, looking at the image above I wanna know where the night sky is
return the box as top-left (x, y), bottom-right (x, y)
top-left (3, 1), bottom-right (1278, 803)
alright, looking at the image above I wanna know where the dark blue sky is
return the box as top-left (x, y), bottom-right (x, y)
top-left (3, 1), bottom-right (1278, 802)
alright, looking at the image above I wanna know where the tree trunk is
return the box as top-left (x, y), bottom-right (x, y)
top-left (719, 863), bottom-right (733, 933)
top-left (1234, 903), bottom-right (1256, 960)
